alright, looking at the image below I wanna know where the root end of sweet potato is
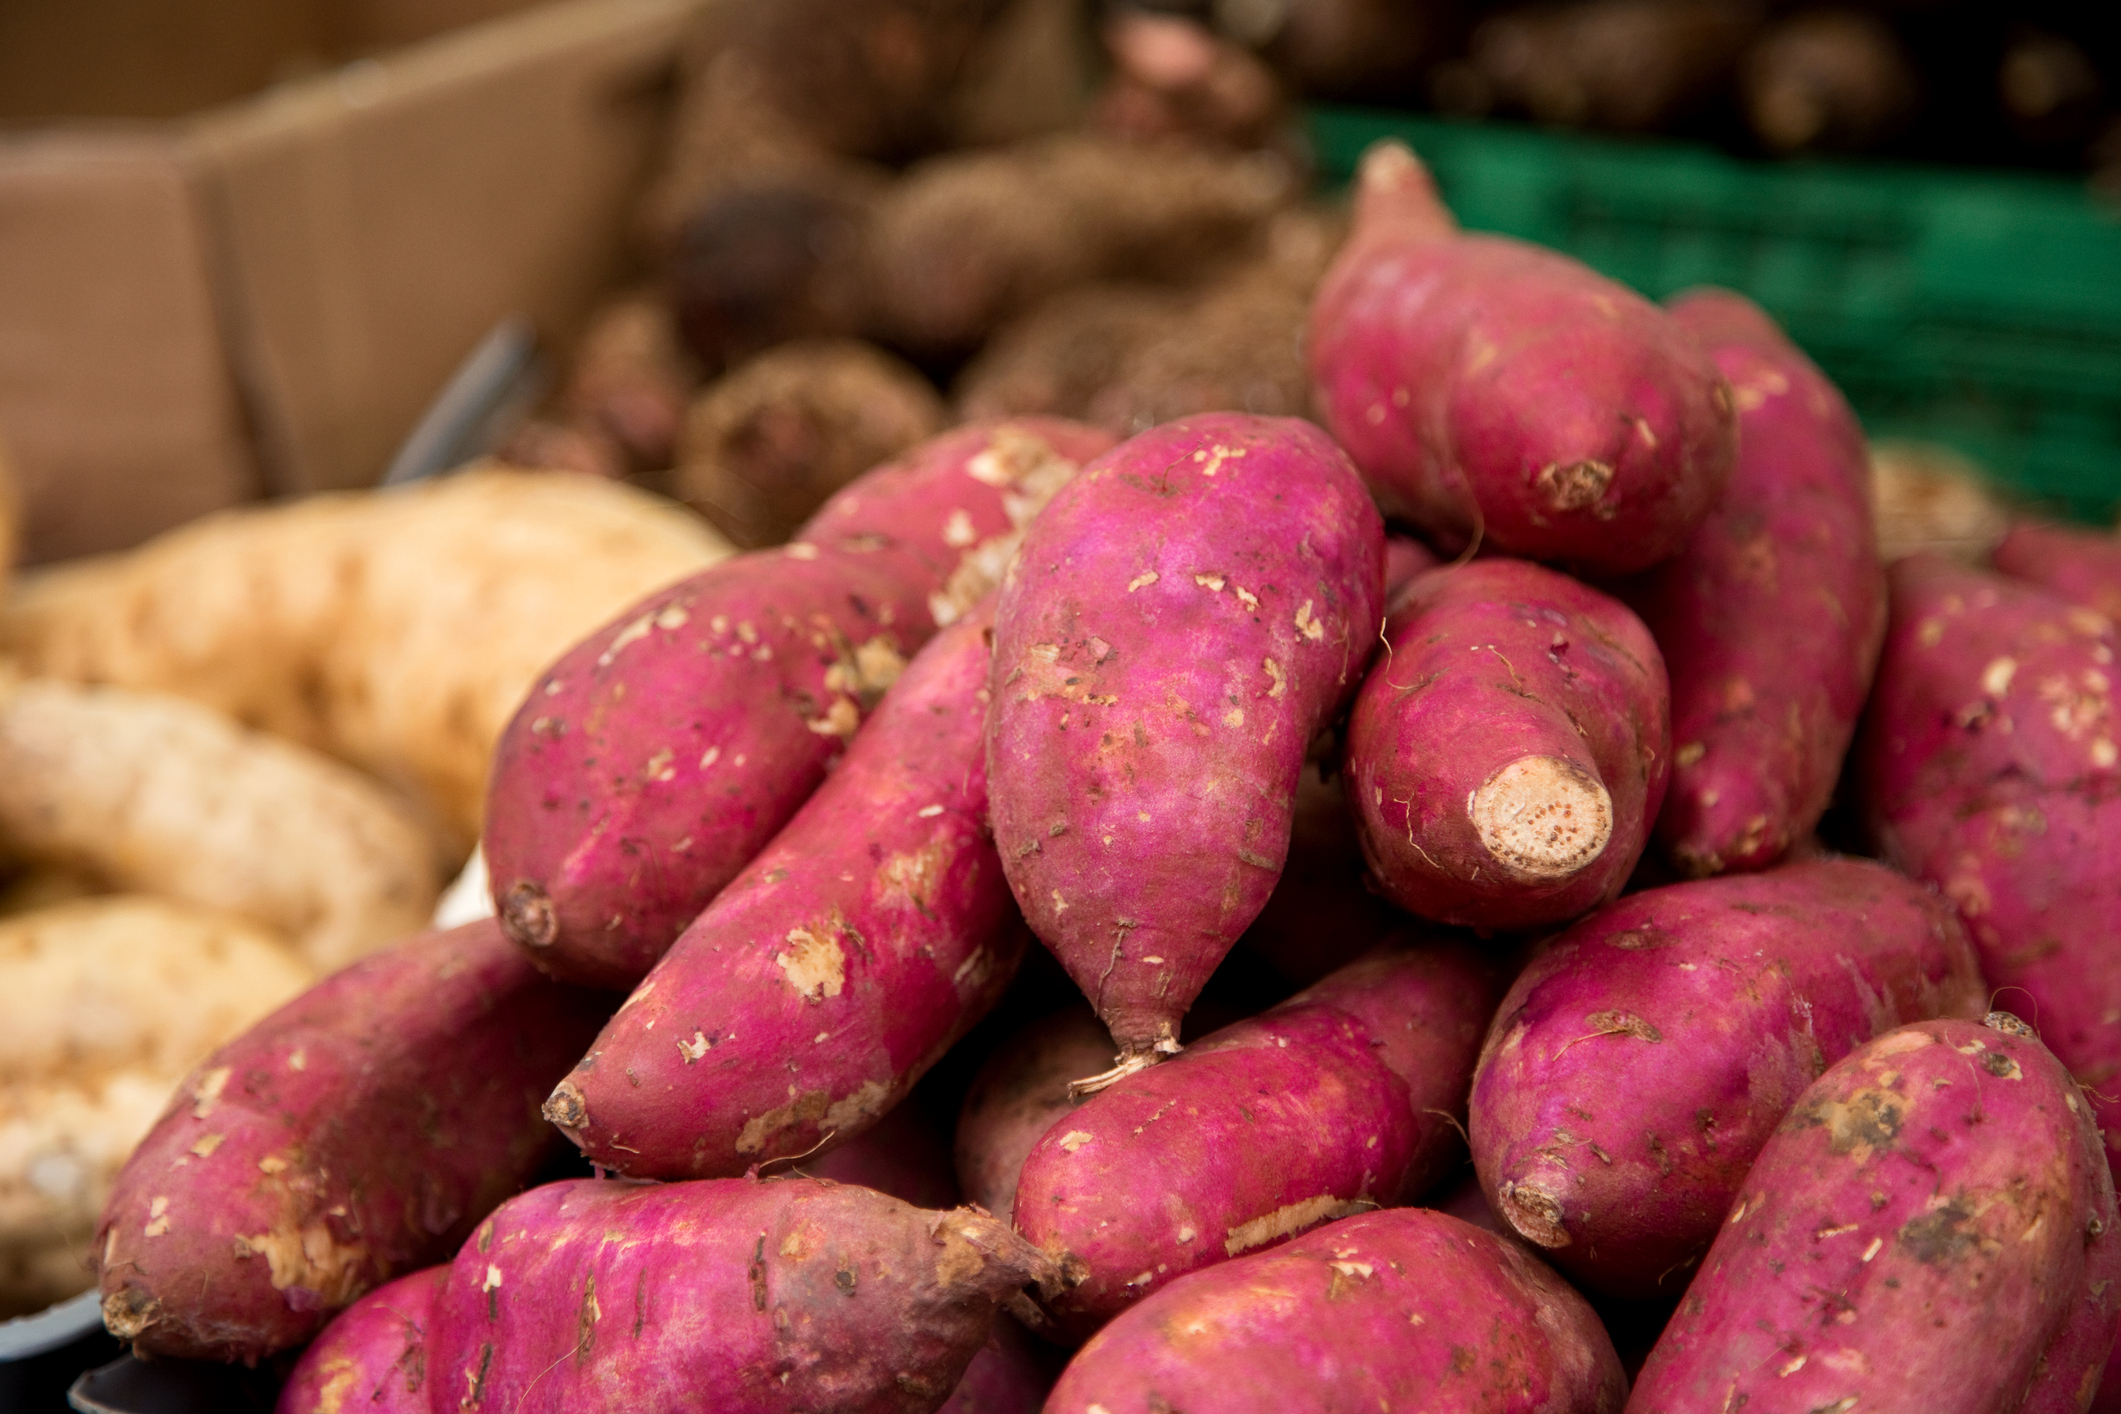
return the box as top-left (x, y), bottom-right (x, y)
top-left (500, 881), bottom-right (558, 950)
top-left (1497, 1179), bottom-right (1571, 1250)
top-left (1472, 756), bottom-right (1613, 882)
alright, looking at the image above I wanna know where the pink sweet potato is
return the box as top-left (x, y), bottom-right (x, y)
top-left (1627, 288), bottom-right (1885, 876)
top-left (953, 1004), bottom-right (1113, 1221)
top-left (986, 412), bottom-right (1384, 1071)
top-left (547, 607), bottom-right (1025, 1179)
top-left (1630, 1015), bottom-right (2121, 1413)
top-left (1994, 519), bottom-right (2121, 622)
top-left (1856, 554), bottom-right (2121, 1166)
top-left (939, 1312), bottom-right (1057, 1414)
top-left (1344, 557), bottom-right (1669, 931)
top-left (1013, 932), bottom-right (1499, 1335)
top-left (1044, 1207), bottom-right (1626, 1414)
top-left (1308, 141), bottom-right (1736, 578)
top-left (1382, 532), bottom-right (1442, 597)
top-left (1468, 855), bottom-right (1987, 1299)
top-left (426, 1175), bottom-right (1053, 1413)
top-left (1233, 759), bottom-right (1403, 987)
top-left (484, 419), bottom-right (1112, 989)
top-left (274, 1265), bottom-right (445, 1414)
top-left (96, 920), bottom-right (610, 1362)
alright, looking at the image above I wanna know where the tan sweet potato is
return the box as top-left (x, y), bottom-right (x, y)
top-left (0, 469), bottom-right (731, 853)
top-left (673, 339), bottom-right (946, 547)
top-left (1869, 439), bottom-right (2016, 564)
top-left (0, 678), bottom-right (437, 971)
top-left (0, 897), bottom-right (311, 1317)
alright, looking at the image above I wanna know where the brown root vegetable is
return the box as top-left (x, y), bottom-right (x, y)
top-left (1740, 9), bottom-right (1919, 155)
top-left (1869, 439), bottom-right (2015, 564)
top-left (1232, 0), bottom-right (1455, 102)
top-left (1086, 257), bottom-right (1313, 434)
top-left (1472, 0), bottom-right (1760, 133)
top-left (673, 339), bottom-right (947, 548)
top-left (954, 282), bottom-right (1184, 422)
top-left (558, 293), bottom-right (696, 472)
top-left (866, 134), bottom-right (1298, 353)
top-left (0, 470), bottom-right (730, 854)
top-left (1090, 10), bottom-right (1289, 151)
top-left (0, 679), bottom-right (438, 972)
top-left (0, 898), bottom-right (310, 1317)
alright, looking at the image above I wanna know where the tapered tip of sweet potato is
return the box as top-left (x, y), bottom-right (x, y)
top-left (1471, 755), bottom-right (1613, 882)
top-left (932, 1207), bottom-right (1063, 1303)
top-left (1352, 140), bottom-right (1456, 242)
top-left (544, 1079), bottom-right (589, 1132)
top-left (1496, 1179), bottom-right (1571, 1250)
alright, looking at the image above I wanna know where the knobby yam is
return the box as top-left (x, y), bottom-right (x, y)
top-left (0, 679), bottom-right (437, 971)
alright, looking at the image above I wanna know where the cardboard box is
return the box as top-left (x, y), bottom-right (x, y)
top-left (0, 0), bottom-right (697, 564)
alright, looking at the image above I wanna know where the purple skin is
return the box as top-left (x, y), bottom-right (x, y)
top-left (426, 1176), bottom-right (1050, 1414)
top-left (1630, 1016), bottom-right (2121, 1414)
top-left (1308, 142), bottom-right (1735, 580)
top-left (1045, 1207), bottom-right (1626, 1414)
top-left (953, 1005), bottom-right (1114, 1222)
top-left (95, 920), bottom-right (611, 1363)
top-left (1014, 934), bottom-right (1499, 1337)
top-left (986, 412), bottom-right (1385, 1068)
top-left (1468, 855), bottom-right (1988, 1301)
top-left (485, 419), bottom-right (1114, 991)
top-left (938, 1313), bottom-right (1059, 1414)
top-left (1344, 557), bottom-right (1670, 932)
top-left (274, 1266), bottom-right (446, 1414)
top-left (1994, 519), bottom-right (2121, 622)
top-left (1628, 288), bottom-right (1885, 877)
top-left (1383, 533), bottom-right (1442, 597)
top-left (548, 609), bottom-right (1025, 1179)
top-left (1857, 554), bottom-right (2121, 1169)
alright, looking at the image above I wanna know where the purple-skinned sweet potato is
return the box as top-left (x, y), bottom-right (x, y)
top-left (939, 1311), bottom-right (1057, 1414)
top-left (1013, 932), bottom-right (1500, 1336)
top-left (1344, 557), bottom-right (1670, 931)
top-left (1630, 1014), bottom-right (2121, 1414)
top-left (1308, 141), bottom-right (1735, 579)
top-left (95, 920), bottom-right (611, 1363)
top-left (1468, 855), bottom-right (1987, 1300)
top-left (986, 411), bottom-right (1384, 1074)
top-left (274, 1265), bottom-right (446, 1414)
top-left (1044, 1206), bottom-right (1626, 1414)
top-left (485, 419), bottom-right (1112, 990)
top-left (1994, 519), bottom-right (2121, 622)
top-left (953, 1004), bottom-right (1113, 1221)
top-left (1234, 759), bottom-right (1404, 987)
top-left (546, 607), bottom-right (1026, 1179)
top-left (1856, 554), bottom-right (2121, 1167)
top-left (426, 1175), bottom-right (1053, 1414)
top-left (1627, 288), bottom-right (1885, 876)
top-left (1383, 532), bottom-right (1442, 597)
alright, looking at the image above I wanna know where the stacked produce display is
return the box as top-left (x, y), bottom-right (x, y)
top-left (3, 1), bottom-right (2117, 1410)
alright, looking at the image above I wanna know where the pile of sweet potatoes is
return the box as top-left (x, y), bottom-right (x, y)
top-left (51, 108), bottom-right (2121, 1414)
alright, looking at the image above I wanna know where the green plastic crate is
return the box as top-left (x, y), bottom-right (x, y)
top-left (1308, 107), bottom-right (2121, 519)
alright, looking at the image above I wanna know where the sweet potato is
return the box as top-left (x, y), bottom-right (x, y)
top-left (954, 283), bottom-right (1186, 423)
top-left (485, 419), bottom-right (1111, 989)
top-left (1469, 855), bottom-right (1987, 1299)
top-left (1630, 1015), bottom-right (2121, 1413)
top-left (1626, 288), bottom-right (1885, 876)
top-left (986, 412), bottom-right (1384, 1071)
top-left (953, 1004), bottom-right (1113, 1221)
top-left (1869, 439), bottom-right (2016, 564)
top-left (1856, 554), bottom-right (2121, 1165)
top-left (0, 469), bottom-right (730, 852)
top-left (273, 1265), bottom-right (445, 1414)
top-left (1469, 0), bottom-right (1758, 134)
top-left (95, 920), bottom-right (610, 1362)
top-left (1740, 8), bottom-right (1918, 155)
top-left (0, 678), bottom-right (437, 971)
top-left (1993, 519), bottom-right (2121, 621)
top-left (1044, 1206), bottom-right (1627, 1413)
top-left (1233, 760), bottom-right (1403, 987)
top-left (546, 609), bottom-right (1026, 1177)
top-left (866, 134), bottom-right (1298, 353)
top-left (672, 339), bottom-right (946, 548)
top-left (1344, 557), bottom-right (1669, 931)
top-left (558, 292), bottom-right (695, 473)
top-left (940, 1311), bottom-right (1057, 1414)
top-left (1015, 934), bottom-right (1499, 1335)
top-left (1091, 10), bottom-right (1289, 152)
top-left (1382, 533), bottom-right (1442, 596)
top-left (0, 897), bottom-right (311, 1316)
top-left (1308, 141), bottom-right (1736, 578)
top-left (425, 1175), bottom-right (1053, 1413)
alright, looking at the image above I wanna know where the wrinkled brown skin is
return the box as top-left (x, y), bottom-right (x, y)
top-left (273, 1265), bottom-right (445, 1414)
top-left (1014, 933), bottom-right (1501, 1337)
top-left (1045, 1207), bottom-right (1626, 1414)
top-left (1089, 11), bottom-right (1289, 153)
top-left (1469, 0), bottom-right (1758, 133)
top-left (1628, 288), bottom-right (1886, 877)
top-left (1469, 855), bottom-right (1988, 1300)
top-left (560, 292), bottom-right (695, 472)
top-left (484, 419), bottom-right (1113, 990)
top-left (427, 1176), bottom-right (1053, 1414)
top-left (673, 338), bottom-right (946, 548)
top-left (1631, 1016), bottom-right (2121, 1414)
top-left (953, 1005), bottom-right (1113, 1221)
top-left (986, 413), bottom-right (1385, 1063)
top-left (955, 283), bottom-right (1185, 424)
top-left (95, 921), bottom-right (612, 1363)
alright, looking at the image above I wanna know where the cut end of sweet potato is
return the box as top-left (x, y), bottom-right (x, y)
top-left (1471, 756), bottom-right (1613, 882)
top-left (1496, 1179), bottom-right (1571, 1250)
top-left (499, 880), bottom-right (558, 950)
top-left (544, 1079), bottom-right (589, 1133)
top-left (101, 1285), bottom-right (159, 1342)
